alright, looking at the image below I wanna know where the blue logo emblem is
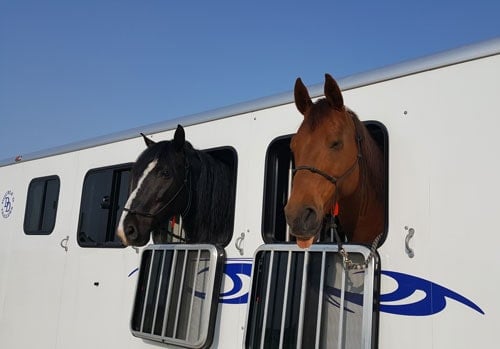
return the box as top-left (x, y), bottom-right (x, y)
top-left (219, 259), bottom-right (253, 304)
top-left (193, 259), bottom-right (253, 304)
top-left (1, 190), bottom-right (14, 219)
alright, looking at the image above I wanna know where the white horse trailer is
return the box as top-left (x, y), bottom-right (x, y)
top-left (1, 37), bottom-right (499, 348)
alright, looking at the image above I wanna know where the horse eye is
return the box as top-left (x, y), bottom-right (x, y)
top-left (330, 140), bottom-right (343, 150)
top-left (160, 169), bottom-right (171, 178)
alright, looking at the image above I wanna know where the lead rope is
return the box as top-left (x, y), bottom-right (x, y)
top-left (339, 233), bottom-right (382, 270)
top-left (329, 212), bottom-right (382, 270)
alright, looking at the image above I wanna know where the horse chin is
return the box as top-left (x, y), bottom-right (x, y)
top-left (290, 228), bottom-right (320, 249)
top-left (287, 219), bottom-right (321, 249)
top-left (152, 230), bottom-right (169, 244)
top-left (123, 234), bottom-right (151, 247)
top-left (295, 236), bottom-right (316, 249)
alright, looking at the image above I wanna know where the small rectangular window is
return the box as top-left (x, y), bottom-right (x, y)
top-left (24, 176), bottom-right (60, 235)
top-left (78, 164), bottom-right (132, 247)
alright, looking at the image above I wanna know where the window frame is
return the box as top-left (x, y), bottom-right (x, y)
top-left (262, 135), bottom-right (294, 243)
top-left (24, 175), bottom-right (61, 235)
top-left (159, 146), bottom-right (239, 248)
top-left (261, 120), bottom-right (389, 245)
top-left (77, 162), bottom-right (133, 248)
top-left (200, 146), bottom-right (238, 248)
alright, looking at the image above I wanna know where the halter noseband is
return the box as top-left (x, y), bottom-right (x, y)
top-left (124, 155), bottom-right (192, 219)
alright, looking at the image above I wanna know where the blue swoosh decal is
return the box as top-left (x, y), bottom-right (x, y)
top-left (129, 262), bottom-right (484, 316)
top-left (320, 270), bottom-right (485, 316)
top-left (379, 270), bottom-right (484, 316)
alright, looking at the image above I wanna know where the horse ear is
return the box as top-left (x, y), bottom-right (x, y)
top-left (173, 124), bottom-right (185, 151)
top-left (324, 74), bottom-right (344, 110)
top-left (141, 133), bottom-right (156, 147)
top-left (294, 77), bottom-right (313, 116)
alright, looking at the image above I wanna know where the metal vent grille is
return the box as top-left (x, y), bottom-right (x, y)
top-left (131, 244), bottom-right (225, 349)
top-left (245, 244), bottom-right (379, 349)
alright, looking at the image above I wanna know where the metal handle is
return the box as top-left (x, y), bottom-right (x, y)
top-left (60, 235), bottom-right (69, 252)
top-left (235, 232), bottom-right (246, 256)
top-left (404, 226), bottom-right (415, 258)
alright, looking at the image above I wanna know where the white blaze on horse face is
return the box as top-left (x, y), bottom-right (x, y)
top-left (116, 159), bottom-right (158, 245)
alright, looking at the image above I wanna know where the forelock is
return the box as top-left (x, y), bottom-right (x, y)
top-left (304, 99), bottom-right (334, 130)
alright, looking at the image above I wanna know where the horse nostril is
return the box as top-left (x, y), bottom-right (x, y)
top-left (301, 207), bottom-right (318, 230)
top-left (125, 225), bottom-right (138, 240)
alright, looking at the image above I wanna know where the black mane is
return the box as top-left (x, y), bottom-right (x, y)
top-left (182, 145), bottom-right (235, 245)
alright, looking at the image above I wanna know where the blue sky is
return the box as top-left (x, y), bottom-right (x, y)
top-left (1, 0), bottom-right (499, 161)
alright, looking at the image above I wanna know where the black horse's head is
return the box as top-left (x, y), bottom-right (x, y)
top-left (116, 125), bottom-right (191, 246)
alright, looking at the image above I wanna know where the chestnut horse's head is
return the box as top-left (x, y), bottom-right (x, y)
top-left (285, 74), bottom-right (364, 248)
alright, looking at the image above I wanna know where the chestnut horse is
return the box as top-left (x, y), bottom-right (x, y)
top-left (284, 74), bottom-right (385, 248)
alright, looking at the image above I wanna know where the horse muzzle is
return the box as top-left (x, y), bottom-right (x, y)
top-left (116, 214), bottom-right (152, 247)
top-left (284, 204), bottom-right (322, 248)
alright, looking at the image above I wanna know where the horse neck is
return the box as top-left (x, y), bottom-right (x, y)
top-left (338, 131), bottom-right (384, 244)
top-left (338, 183), bottom-right (383, 244)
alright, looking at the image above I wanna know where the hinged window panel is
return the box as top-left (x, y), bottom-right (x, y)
top-left (78, 163), bottom-right (132, 247)
top-left (245, 244), bottom-right (380, 349)
top-left (131, 244), bottom-right (225, 349)
top-left (24, 175), bottom-right (60, 235)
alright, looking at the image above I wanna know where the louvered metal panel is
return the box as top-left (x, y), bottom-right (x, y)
top-left (131, 244), bottom-right (225, 349)
top-left (245, 244), bottom-right (380, 349)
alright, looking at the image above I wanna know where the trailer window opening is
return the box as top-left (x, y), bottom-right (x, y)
top-left (262, 121), bottom-right (388, 244)
top-left (24, 175), bottom-right (60, 235)
top-left (77, 163), bottom-right (132, 248)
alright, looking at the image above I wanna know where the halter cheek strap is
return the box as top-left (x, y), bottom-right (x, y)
top-left (292, 150), bottom-right (361, 186)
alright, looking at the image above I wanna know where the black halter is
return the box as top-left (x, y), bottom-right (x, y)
top-left (124, 155), bottom-right (192, 219)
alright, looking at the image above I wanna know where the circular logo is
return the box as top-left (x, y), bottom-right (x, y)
top-left (1, 190), bottom-right (14, 218)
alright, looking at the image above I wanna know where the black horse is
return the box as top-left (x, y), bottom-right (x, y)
top-left (116, 125), bottom-right (235, 246)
